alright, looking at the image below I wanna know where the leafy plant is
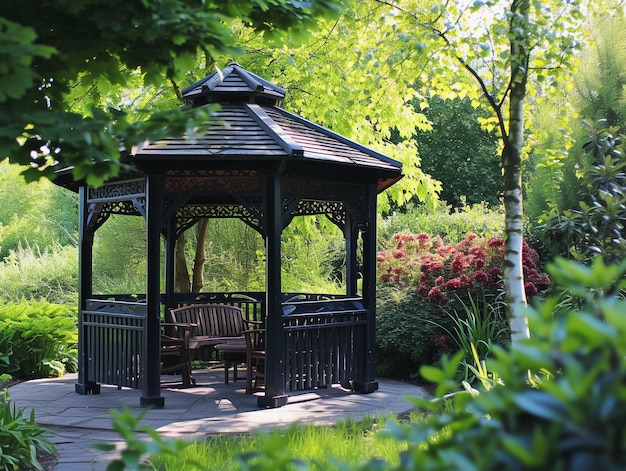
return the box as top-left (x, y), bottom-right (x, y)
top-left (0, 243), bottom-right (78, 305)
top-left (0, 302), bottom-right (77, 379)
top-left (0, 389), bottom-right (56, 471)
top-left (377, 256), bottom-right (626, 470)
top-left (376, 288), bottom-right (453, 380)
top-left (95, 408), bottom-right (200, 471)
top-left (544, 120), bottom-right (626, 264)
top-left (377, 232), bottom-right (549, 302)
top-left (436, 291), bottom-right (509, 383)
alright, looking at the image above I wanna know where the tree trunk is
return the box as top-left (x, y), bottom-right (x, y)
top-left (175, 233), bottom-right (191, 293)
top-left (191, 219), bottom-right (209, 292)
top-left (503, 0), bottom-right (530, 341)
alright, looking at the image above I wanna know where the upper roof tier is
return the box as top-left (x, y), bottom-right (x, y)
top-left (181, 63), bottom-right (286, 107)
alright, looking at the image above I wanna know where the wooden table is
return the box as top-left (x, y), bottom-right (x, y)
top-left (215, 338), bottom-right (247, 385)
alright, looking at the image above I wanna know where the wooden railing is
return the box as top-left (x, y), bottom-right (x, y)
top-left (82, 299), bottom-right (146, 389)
top-left (281, 299), bottom-right (367, 391)
top-left (82, 293), bottom-right (367, 392)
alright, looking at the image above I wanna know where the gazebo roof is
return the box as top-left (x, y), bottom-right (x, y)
top-left (131, 63), bottom-right (403, 193)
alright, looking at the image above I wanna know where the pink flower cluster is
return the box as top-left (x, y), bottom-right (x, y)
top-left (377, 232), bottom-right (549, 303)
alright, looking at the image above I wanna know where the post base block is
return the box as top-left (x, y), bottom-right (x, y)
top-left (352, 380), bottom-right (379, 394)
top-left (140, 395), bottom-right (165, 408)
top-left (257, 394), bottom-right (288, 409)
top-left (75, 381), bottom-right (101, 395)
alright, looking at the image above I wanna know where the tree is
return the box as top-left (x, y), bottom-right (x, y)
top-left (370, 0), bottom-right (593, 341)
top-left (417, 96), bottom-right (502, 208)
top-left (0, 0), bottom-right (344, 186)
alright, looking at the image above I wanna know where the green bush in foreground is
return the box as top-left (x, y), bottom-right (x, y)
top-left (384, 256), bottom-right (626, 470)
top-left (0, 389), bottom-right (55, 471)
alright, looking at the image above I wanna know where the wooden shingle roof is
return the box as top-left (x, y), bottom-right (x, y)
top-left (133, 64), bottom-right (403, 191)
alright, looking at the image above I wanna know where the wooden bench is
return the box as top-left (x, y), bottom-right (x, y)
top-left (168, 304), bottom-right (260, 362)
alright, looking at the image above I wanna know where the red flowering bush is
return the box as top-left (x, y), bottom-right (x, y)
top-left (377, 232), bottom-right (549, 303)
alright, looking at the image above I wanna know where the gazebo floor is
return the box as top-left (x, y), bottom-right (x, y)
top-left (7, 367), bottom-right (429, 471)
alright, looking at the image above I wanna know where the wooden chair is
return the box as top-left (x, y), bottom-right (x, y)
top-left (243, 329), bottom-right (265, 394)
top-left (160, 322), bottom-right (196, 387)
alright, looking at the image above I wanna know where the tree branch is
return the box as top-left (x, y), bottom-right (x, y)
top-left (375, 0), bottom-right (508, 140)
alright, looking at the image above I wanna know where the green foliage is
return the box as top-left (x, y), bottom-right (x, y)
top-left (92, 215), bottom-right (146, 295)
top-left (0, 160), bottom-right (78, 259)
top-left (1, 0), bottom-right (344, 184)
top-left (198, 219), bottom-right (265, 292)
top-left (373, 256), bottom-right (626, 470)
top-left (0, 244), bottom-right (78, 305)
top-left (440, 291), bottom-right (509, 383)
top-left (376, 288), bottom-right (453, 379)
top-left (0, 389), bottom-right (56, 471)
top-left (0, 302), bottom-right (77, 379)
top-left (544, 120), bottom-right (626, 263)
top-left (526, 8), bottom-right (626, 227)
top-left (378, 203), bottom-right (504, 247)
top-left (417, 96), bottom-right (502, 208)
top-left (280, 216), bottom-right (345, 294)
top-left (95, 408), bottom-right (199, 471)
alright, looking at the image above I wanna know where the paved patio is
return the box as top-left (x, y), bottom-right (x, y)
top-left (7, 368), bottom-right (429, 470)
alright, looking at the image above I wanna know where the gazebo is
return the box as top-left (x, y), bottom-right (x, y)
top-left (55, 63), bottom-right (403, 408)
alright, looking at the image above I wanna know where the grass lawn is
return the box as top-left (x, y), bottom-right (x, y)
top-left (151, 413), bottom-right (423, 470)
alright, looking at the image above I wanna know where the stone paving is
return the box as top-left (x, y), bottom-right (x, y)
top-left (8, 369), bottom-right (429, 470)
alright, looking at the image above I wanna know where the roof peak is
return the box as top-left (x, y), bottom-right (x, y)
top-left (182, 63), bottom-right (286, 107)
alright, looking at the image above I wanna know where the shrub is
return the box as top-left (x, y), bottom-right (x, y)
top-left (542, 120), bottom-right (626, 264)
top-left (0, 389), bottom-right (56, 471)
top-left (377, 232), bottom-right (549, 303)
top-left (376, 288), bottom-right (454, 380)
top-left (0, 302), bottom-right (77, 379)
top-left (375, 231), bottom-right (549, 381)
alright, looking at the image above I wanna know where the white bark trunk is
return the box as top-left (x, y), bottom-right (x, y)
top-left (504, 188), bottom-right (529, 341)
top-left (504, 0), bottom-right (530, 342)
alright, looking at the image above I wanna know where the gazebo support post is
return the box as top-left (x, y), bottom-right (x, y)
top-left (352, 184), bottom-right (379, 393)
top-left (164, 214), bottom-right (177, 309)
top-left (258, 173), bottom-right (288, 408)
top-left (141, 174), bottom-right (165, 408)
top-left (75, 187), bottom-right (100, 395)
top-left (345, 211), bottom-right (359, 297)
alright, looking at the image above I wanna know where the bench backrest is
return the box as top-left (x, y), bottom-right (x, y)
top-left (169, 304), bottom-right (245, 337)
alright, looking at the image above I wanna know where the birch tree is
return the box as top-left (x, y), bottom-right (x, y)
top-left (370, 0), bottom-right (593, 340)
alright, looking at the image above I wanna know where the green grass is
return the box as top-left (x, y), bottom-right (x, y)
top-left (151, 415), bottom-right (418, 470)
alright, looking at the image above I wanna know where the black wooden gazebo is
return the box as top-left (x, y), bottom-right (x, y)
top-left (55, 63), bottom-right (403, 408)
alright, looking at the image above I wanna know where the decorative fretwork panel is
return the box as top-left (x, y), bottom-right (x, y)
top-left (165, 171), bottom-right (262, 195)
top-left (175, 203), bottom-right (263, 236)
top-left (87, 179), bottom-right (146, 202)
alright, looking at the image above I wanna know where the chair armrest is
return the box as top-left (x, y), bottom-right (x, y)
top-left (243, 319), bottom-right (263, 329)
top-left (161, 322), bottom-right (196, 341)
